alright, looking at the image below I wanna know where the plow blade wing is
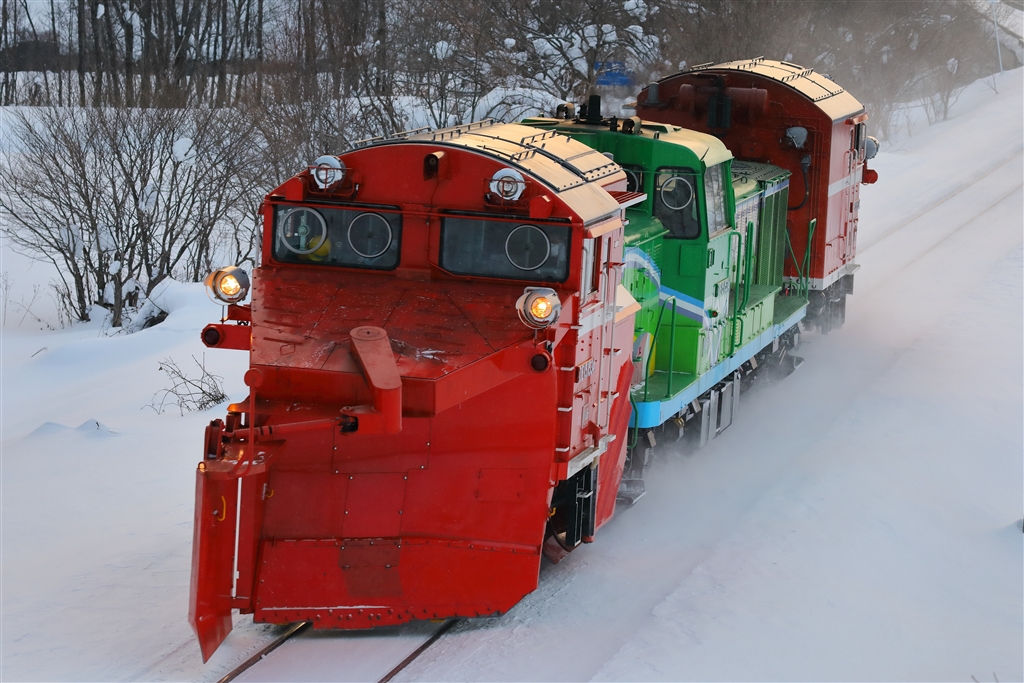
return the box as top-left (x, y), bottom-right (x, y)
top-left (188, 466), bottom-right (238, 662)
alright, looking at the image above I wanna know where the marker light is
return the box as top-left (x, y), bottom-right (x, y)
top-left (516, 287), bottom-right (561, 329)
top-left (205, 266), bottom-right (250, 304)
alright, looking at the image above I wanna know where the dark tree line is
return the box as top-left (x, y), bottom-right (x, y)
top-left (3, 1), bottom-right (1014, 122)
top-left (0, 0), bottom-right (1015, 329)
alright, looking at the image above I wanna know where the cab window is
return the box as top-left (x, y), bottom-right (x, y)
top-left (272, 205), bottom-right (401, 270)
top-left (703, 163), bottom-right (728, 235)
top-left (654, 168), bottom-right (701, 239)
top-left (440, 217), bottom-right (570, 282)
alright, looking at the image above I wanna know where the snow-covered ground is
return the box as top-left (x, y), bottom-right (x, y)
top-left (1, 70), bottom-right (1022, 682)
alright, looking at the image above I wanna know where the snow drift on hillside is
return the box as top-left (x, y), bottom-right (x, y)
top-left (1, 69), bottom-right (1021, 682)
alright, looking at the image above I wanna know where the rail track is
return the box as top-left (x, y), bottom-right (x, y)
top-left (210, 150), bottom-right (1022, 683)
top-left (218, 622), bottom-right (310, 683)
top-left (219, 619), bottom-right (458, 683)
top-left (858, 147), bottom-right (1022, 254)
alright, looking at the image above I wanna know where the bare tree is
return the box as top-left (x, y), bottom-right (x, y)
top-left (921, 3), bottom-right (993, 121)
top-left (657, 0), bottom-right (813, 73)
top-left (0, 108), bottom-right (106, 321)
top-left (0, 105), bottom-right (261, 327)
top-left (490, 0), bottom-right (660, 102)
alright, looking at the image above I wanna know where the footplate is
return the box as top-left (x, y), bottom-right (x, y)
top-left (617, 478), bottom-right (646, 506)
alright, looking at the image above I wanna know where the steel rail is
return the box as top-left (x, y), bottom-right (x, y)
top-left (217, 622), bottom-right (310, 683)
top-left (216, 619), bottom-right (458, 683)
top-left (377, 619), bottom-right (459, 683)
top-left (859, 149), bottom-right (1022, 253)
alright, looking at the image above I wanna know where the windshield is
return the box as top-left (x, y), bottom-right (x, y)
top-left (653, 168), bottom-right (701, 239)
top-left (439, 216), bottom-right (570, 282)
top-left (272, 204), bottom-right (401, 270)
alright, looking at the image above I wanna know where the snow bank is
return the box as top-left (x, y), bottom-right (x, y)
top-left (0, 69), bottom-right (1020, 682)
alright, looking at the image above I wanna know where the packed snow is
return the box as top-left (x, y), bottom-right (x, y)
top-left (1, 70), bottom-right (1021, 682)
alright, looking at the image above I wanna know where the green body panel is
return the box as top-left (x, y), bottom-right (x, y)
top-left (521, 115), bottom-right (800, 415)
top-left (653, 319), bottom-right (729, 377)
top-left (731, 284), bottom-right (778, 348)
top-left (733, 161), bottom-right (791, 289)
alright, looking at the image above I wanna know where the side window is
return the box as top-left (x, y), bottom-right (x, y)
top-left (273, 205), bottom-right (401, 270)
top-left (581, 238), bottom-right (600, 295)
top-left (654, 168), bottom-right (701, 239)
top-left (439, 217), bottom-right (571, 282)
top-left (621, 164), bottom-right (645, 193)
top-left (703, 164), bottom-right (728, 235)
top-left (855, 122), bottom-right (867, 159)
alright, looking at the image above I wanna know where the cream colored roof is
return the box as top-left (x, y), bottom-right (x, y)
top-left (688, 58), bottom-right (866, 122)
top-left (639, 122), bottom-right (733, 168)
top-left (355, 121), bottom-right (626, 226)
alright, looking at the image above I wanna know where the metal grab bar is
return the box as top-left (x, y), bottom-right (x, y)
top-left (728, 230), bottom-right (742, 356)
top-left (785, 218), bottom-right (816, 299)
top-left (742, 221), bottom-right (754, 311)
top-left (643, 295), bottom-right (671, 401)
top-left (667, 297), bottom-right (677, 398)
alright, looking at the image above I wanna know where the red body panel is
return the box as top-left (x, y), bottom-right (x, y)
top-left (251, 369), bottom-right (556, 628)
top-left (189, 123), bottom-right (639, 660)
top-left (638, 59), bottom-right (873, 290)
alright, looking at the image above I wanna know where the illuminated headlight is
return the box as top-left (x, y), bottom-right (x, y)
top-left (516, 287), bottom-right (561, 329)
top-left (205, 266), bottom-right (250, 304)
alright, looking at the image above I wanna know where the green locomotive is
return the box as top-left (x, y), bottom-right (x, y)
top-left (523, 99), bottom-right (808, 501)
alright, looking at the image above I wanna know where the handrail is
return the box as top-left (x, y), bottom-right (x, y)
top-left (667, 297), bottom-right (677, 398)
top-left (784, 228), bottom-right (802, 294)
top-left (729, 221), bottom-right (756, 351)
top-left (643, 296), bottom-right (670, 401)
top-left (628, 393), bottom-right (640, 449)
top-left (742, 220), bottom-right (754, 311)
top-left (801, 219), bottom-right (817, 298)
top-left (727, 230), bottom-right (742, 356)
top-left (784, 218), bottom-right (816, 299)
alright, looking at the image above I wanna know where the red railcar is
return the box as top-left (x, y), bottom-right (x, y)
top-left (637, 58), bottom-right (878, 330)
top-left (190, 122), bottom-right (642, 660)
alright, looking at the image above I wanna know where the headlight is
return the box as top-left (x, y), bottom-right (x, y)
top-left (205, 266), bottom-right (250, 304)
top-left (489, 168), bottom-right (525, 202)
top-left (311, 154), bottom-right (345, 190)
top-left (865, 136), bottom-right (879, 160)
top-left (516, 287), bottom-right (561, 329)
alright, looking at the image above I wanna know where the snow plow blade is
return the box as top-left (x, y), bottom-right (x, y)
top-left (188, 464), bottom-right (238, 662)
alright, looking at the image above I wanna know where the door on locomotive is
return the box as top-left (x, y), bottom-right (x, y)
top-left (190, 121), bottom-right (641, 660)
top-left (636, 58), bottom-right (879, 332)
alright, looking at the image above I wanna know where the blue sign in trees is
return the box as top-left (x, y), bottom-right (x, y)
top-left (595, 62), bottom-right (634, 87)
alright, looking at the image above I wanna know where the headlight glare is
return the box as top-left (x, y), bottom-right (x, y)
top-left (205, 266), bottom-right (250, 304)
top-left (219, 274), bottom-right (241, 298)
top-left (517, 287), bottom-right (561, 329)
top-left (530, 296), bottom-right (554, 320)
